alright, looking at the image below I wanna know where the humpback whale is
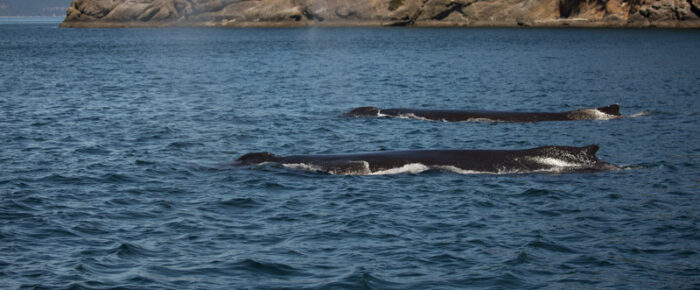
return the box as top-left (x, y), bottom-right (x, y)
top-left (346, 104), bottom-right (622, 122)
top-left (237, 145), bottom-right (618, 175)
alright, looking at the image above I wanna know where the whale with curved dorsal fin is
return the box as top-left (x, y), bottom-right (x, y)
top-left (237, 145), bottom-right (618, 175)
top-left (346, 104), bottom-right (622, 122)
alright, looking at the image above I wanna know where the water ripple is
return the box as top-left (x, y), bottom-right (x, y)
top-left (1, 21), bottom-right (699, 289)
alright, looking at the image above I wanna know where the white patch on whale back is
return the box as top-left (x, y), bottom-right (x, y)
top-left (283, 163), bottom-right (324, 172)
top-left (369, 163), bottom-right (430, 175)
top-left (522, 155), bottom-right (605, 173)
top-left (568, 108), bottom-right (621, 120)
top-left (528, 157), bottom-right (581, 168)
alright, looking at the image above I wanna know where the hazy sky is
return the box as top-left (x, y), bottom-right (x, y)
top-left (0, 0), bottom-right (72, 16)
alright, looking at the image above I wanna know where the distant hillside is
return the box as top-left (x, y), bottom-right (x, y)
top-left (60, 0), bottom-right (700, 28)
top-left (0, 0), bottom-right (71, 16)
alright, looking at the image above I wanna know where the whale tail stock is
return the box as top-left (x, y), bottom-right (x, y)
top-left (236, 152), bottom-right (279, 165)
top-left (596, 103), bottom-right (621, 116)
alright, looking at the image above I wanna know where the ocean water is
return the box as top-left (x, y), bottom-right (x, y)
top-left (1, 18), bottom-right (699, 289)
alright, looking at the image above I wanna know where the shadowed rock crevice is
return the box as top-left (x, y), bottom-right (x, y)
top-left (559, 0), bottom-right (607, 18)
top-left (431, 1), bottom-right (471, 20)
top-left (689, 0), bottom-right (700, 18)
top-left (301, 6), bottom-right (325, 22)
top-left (139, 6), bottom-right (163, 22)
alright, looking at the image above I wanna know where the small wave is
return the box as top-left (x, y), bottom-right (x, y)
top-left (233, 258), bottom-right (301, 276)
top-left (168, 141), bottom-right (204, 149)
top-left (115, 242), bottom-right (162, 259)
top-left (135, 159), bottom-right (156, 165)
top-left (527, 240), bottom-right (577, 254)
top-left (71, 221), bottom-right (111, 235)
top-left (100, 173), bottom-right (136, 183)
top-left (566, 254), bottom-right (616, 267)
top-left (219, 197), bottom-right (262, 208)
top-left (516, 188), bottom-right (560, 197)
top-left (629, 111), bottom-right (650, 118)
top-left (36, 174), bottom-right (95, 185)
top-left (615, 163), bottom-right (646, 170)
top-left (74, 257), bottom-right (135, 276)
top-left (74, 146), bottom-right (111, 155)
top-left (315, 267), bottom-right (401, 289)
top-left (505, 251), bottom-right (539, 266)
top-left (80, 242), bottom-right (162, 259)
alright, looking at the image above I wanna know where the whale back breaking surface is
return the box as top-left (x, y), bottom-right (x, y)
top-left (347, 104), bottom-right (622, 122)
top-left (238, 145), bottom-right (617, 175)
top-left (596, 104), bottom-right (621, 116)
top-left (236, 152), bottom-right (280, 164)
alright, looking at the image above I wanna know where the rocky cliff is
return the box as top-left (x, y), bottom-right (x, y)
top-left (60, 0), bottom-right (700, 28)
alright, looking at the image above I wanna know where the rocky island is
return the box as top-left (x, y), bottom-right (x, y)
top-left (60, 0), bottom-right (700, 28)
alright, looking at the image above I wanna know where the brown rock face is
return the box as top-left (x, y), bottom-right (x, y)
top-left (60, 0), bottom-right (700, 27)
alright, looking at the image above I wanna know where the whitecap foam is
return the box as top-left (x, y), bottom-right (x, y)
top-left (333, 161), bottom-right (372, 175)
top-left (394, 113), bottom-right (503, 123)
top-left (369, 163), bottom-right (430, 175)
top-left (394, 113), bottom-right (434, 121)
top-left (281, 157), bottom-right (607, 175)
top-left (282, 161), bottom-right (372, 175)
top-left (629, 111), bottom-right (650, 118)
top-left (433, 165), bottom-right (519, 175)
top-left (593, 109), bottom-right (621, 120)
top-left (460, 117), bottom-right (505, 123)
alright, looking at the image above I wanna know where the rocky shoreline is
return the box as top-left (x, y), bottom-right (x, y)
top-left (60, 0), bottom-right (700, 28)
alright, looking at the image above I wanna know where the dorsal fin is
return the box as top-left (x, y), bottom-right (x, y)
top-left (580, 144), bottom-right (600, 156)
top-left (596, 104), bottom-right (620, 116)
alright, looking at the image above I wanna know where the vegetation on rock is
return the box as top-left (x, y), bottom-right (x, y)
top-left (388, 0), bottom-right (404, 11)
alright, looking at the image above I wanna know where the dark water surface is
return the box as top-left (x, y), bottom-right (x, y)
top-left (1, 19), bottom-right (699, 289)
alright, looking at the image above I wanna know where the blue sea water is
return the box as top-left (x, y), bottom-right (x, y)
top-left (1, 18), bottom-right (699, 289)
